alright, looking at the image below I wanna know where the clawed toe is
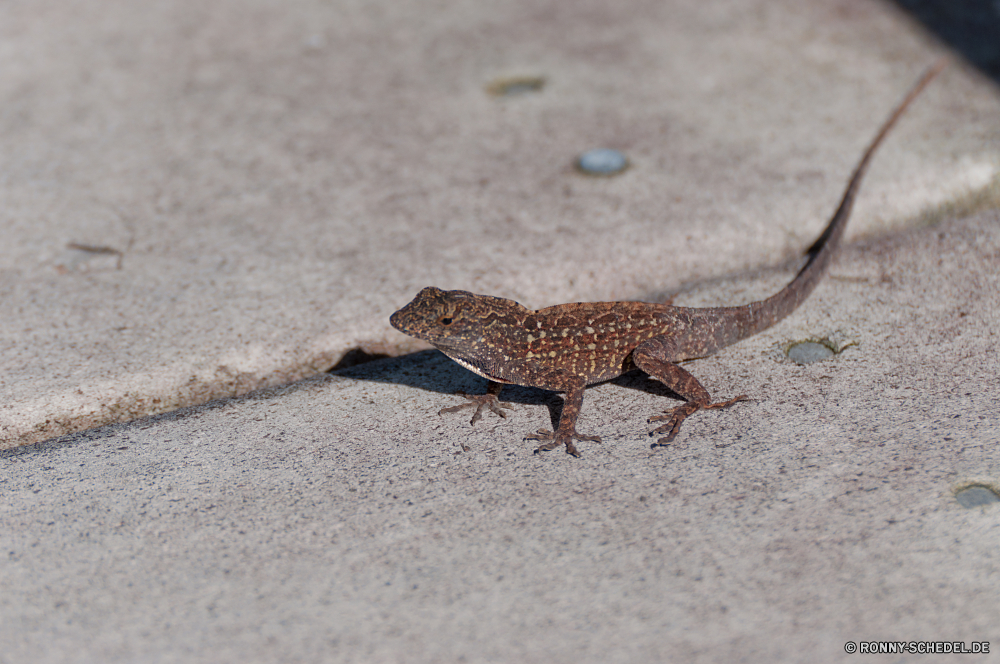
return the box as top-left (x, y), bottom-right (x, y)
top-left (648, 412), bottom-right (688, 446)
top-left (439, 392), bottom-right (514, 425)
top-left (526, 428), bottom-right (600, 457)
top-left (533, 439), bottom-right (581, 457)
top-left (705, 394), bottom-right (749, 410)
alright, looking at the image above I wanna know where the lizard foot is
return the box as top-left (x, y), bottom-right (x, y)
top-left (439, 392), bottom-right (514, 425)
top-left (647, 394), bottom-right (748, 447)
top-left (526, 429), bottom-right (602, 458)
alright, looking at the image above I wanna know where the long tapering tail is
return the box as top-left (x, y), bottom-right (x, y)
top-left (684, 59), bottom-right (947, 353)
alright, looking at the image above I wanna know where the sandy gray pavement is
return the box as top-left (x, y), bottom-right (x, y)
top-left (4, 210), bottom-right (1000, 662)
top-left (4, 0), bottom-right (1000, 662)
top-left (2, 0), bottom-right (1000, 447)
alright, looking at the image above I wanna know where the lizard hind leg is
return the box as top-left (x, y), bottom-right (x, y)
top-left (439, 380), bottom-right (513, 425)
top-left (632, 338), bottom-right (747, 447)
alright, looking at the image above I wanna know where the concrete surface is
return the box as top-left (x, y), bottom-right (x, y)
top-left (3, 0), bottom-right (1000, 661)
top-left (2, 0), bottom-right (1000, 447)
top-left (4, 210), bottom-right (1000, 662)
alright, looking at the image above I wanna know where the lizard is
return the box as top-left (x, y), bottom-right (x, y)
top-left (390, 62), bottom-right (945, 457)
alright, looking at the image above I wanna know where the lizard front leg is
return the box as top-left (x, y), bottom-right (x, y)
top-left (524, 377), bottom-right (601, 458)
top-left (439, 380), bottom-right (513, 425)
top-left (632, 336), bottom-right (747, 447)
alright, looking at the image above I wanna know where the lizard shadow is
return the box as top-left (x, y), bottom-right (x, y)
top-left (0, 349), bottom-right (690, 458)
top-left (523, 372), bottom-right (686, 431)
top-left (891, 0), bottom-right (1000, 84)
top-left (332, 348), bottom-right (686, 430)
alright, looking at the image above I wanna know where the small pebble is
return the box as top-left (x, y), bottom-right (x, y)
top-left (576, 148), bottom-right (628, 176)
top-left (487, 76), bottom-right (545, 96)
top-left (955, 486), bottom-right (1000, 508)
top-left (787, 341), bottom-right (833, 364)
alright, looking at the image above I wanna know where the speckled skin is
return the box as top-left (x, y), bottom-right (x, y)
top-left (390, 64), bottom-right (944, 456)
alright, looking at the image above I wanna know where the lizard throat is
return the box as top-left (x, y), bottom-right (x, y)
top-left (441, 350), bottom-right (509, 384)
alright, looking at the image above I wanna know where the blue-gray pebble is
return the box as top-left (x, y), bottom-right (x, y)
top-left (787, 341), bottom-right (834, 364)
top-left (577, 148), bottom-right (628, 175)
top-left (956, 486), bottom-right (1000, 508)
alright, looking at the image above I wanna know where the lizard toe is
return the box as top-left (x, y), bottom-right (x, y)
top-left (526, 428), bottom-right (599, 457)
top-left (439, 391), bottom-right (514, 425)
top-left (648, 402), bottom-right (700, 446)
top-left (531, 437), bottom-right (581, 457)
top-left (704, 394), bottom-right (749, 410)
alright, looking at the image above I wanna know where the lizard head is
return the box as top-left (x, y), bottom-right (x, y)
top-left (390, 286), bottom-right (526, 350)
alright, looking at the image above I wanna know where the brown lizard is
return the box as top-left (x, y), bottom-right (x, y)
top-left (390, 62), bottom-right (945, 456)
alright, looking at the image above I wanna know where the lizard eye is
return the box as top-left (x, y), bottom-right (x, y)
top-left (440, 316), bottom-right (453, 325)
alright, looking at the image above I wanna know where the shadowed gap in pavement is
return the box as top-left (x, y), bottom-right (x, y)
top-left (892, 0), bottom-right (1000, 80)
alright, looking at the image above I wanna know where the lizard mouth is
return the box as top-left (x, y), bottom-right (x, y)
top-left (388, 309), bottom-right (406, 331)
top-left (389, 306), bottom-right (437, 341)
top-left (388, 310), bottom-right (421, 338)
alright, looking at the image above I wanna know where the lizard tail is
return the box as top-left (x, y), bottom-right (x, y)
top-left (686, 59), bottom-right (947, 352)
